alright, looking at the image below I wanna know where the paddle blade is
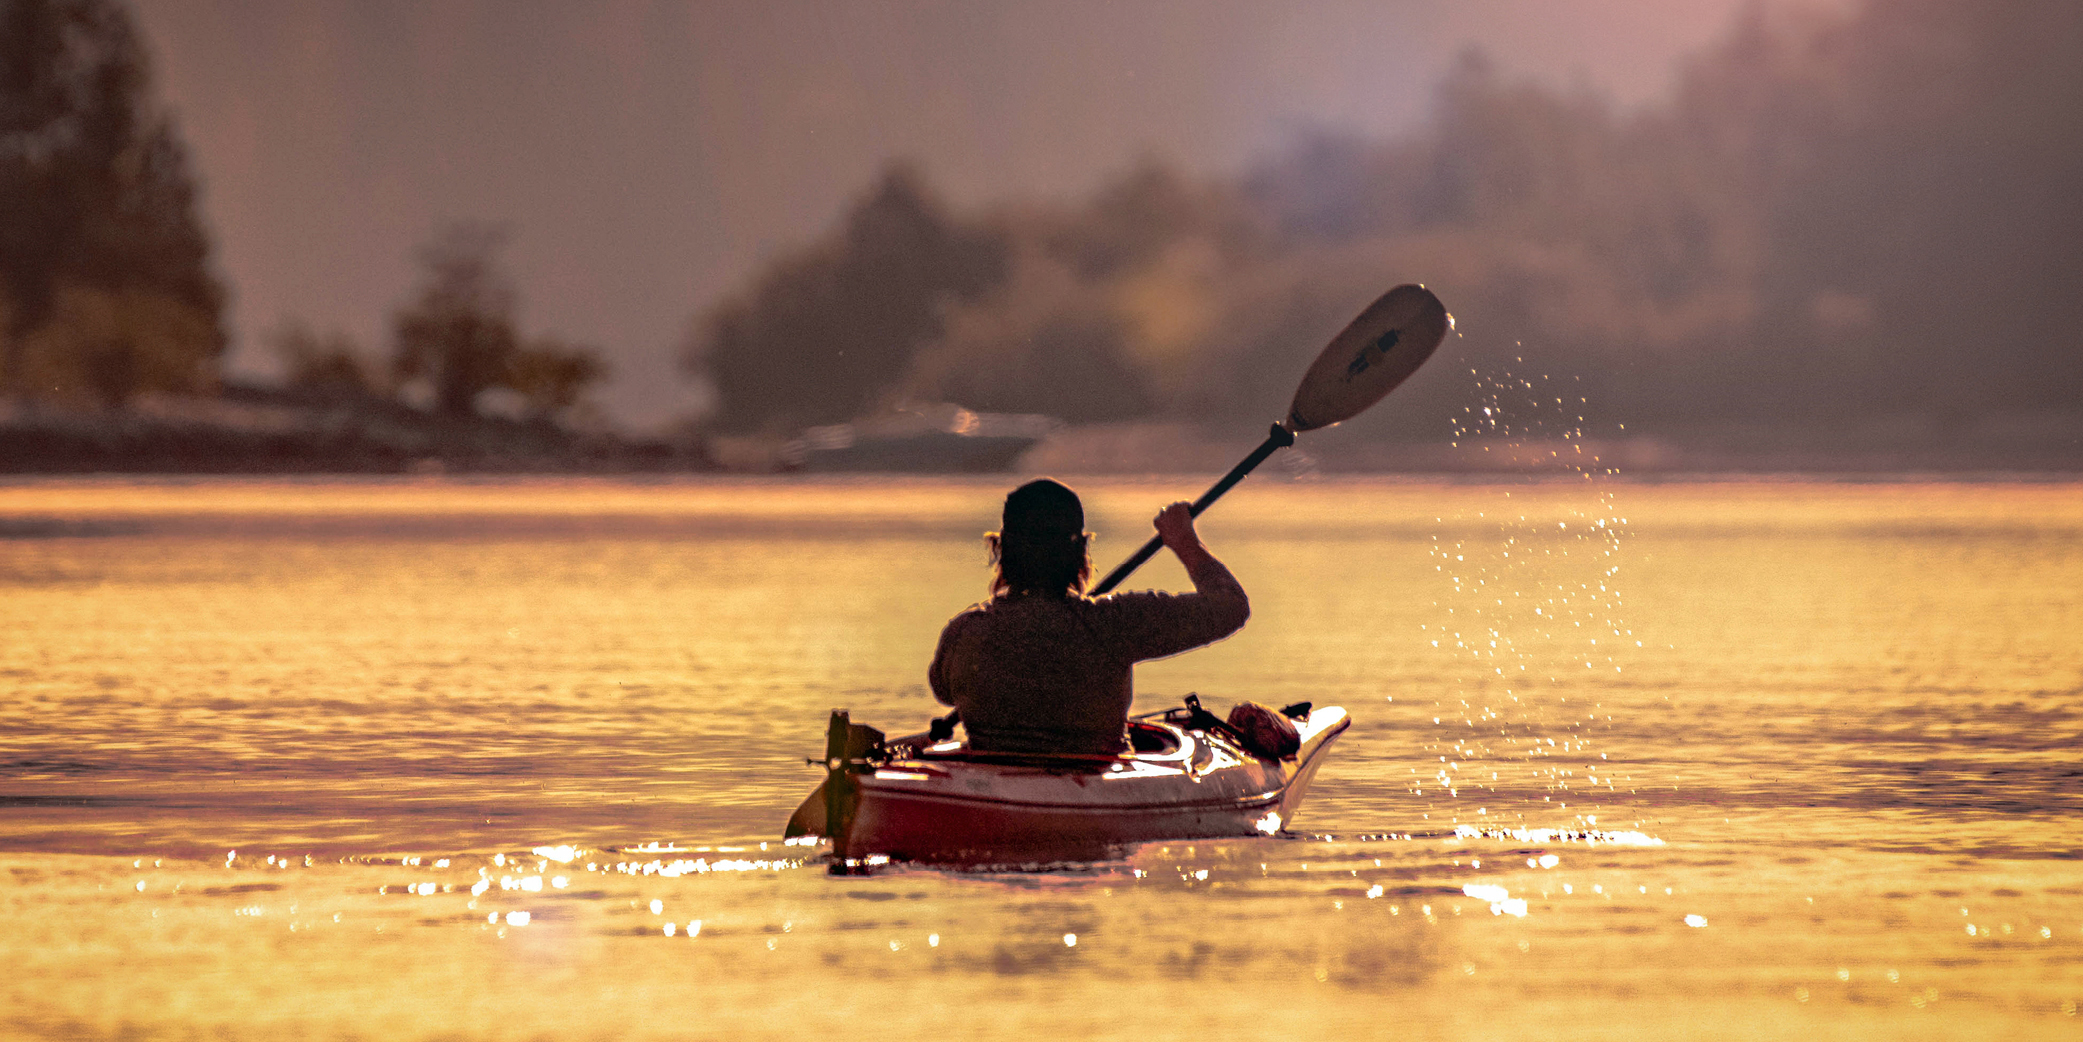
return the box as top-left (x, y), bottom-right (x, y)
top-left (1285, 284), bottom-right (1451, 432)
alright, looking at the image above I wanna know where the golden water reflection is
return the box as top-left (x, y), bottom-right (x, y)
top-left (2, 477), bottom-right (2079, 1038)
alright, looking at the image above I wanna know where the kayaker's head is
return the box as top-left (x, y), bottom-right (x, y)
top-left (987, 478), bottom-right (1091, 598)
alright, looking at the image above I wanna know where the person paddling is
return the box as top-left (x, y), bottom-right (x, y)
top-left (928, 478), bottom-right (1250, 755)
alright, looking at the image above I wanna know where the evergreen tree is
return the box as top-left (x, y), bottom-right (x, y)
top-left (0, 0), bottom-right (224, 404)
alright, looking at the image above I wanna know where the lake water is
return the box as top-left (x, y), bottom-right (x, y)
top-left (2, 476), bottom-right (2077, 1040)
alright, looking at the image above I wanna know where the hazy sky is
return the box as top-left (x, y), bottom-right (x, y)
top-left (133, 0), bottom-right (1759, 428)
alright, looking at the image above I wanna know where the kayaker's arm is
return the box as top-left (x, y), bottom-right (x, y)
top-left (1125, 502), bottom-right (1250, 648)
top-left (927, 612), bottom-right (969, 708)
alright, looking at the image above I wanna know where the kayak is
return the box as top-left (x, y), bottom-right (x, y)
top-left (784, 701), bottom-right (1351, 868)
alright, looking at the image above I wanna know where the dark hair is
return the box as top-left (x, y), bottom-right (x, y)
top-left (987, 478), bottom-right (1091, 598)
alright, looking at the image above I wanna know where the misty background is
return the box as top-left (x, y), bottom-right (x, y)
top-left (6, 0), bottom-right (2080, 468)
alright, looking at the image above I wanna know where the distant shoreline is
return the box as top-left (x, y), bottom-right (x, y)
top-left (0, 386), bottom-right (714, 476)
top-left (5, 392), bottom-right (2078, 477)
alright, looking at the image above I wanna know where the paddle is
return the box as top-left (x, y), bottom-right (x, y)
top-left (1086, 283), bottom-right (1451, 596)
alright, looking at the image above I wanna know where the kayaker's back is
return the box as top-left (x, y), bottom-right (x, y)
top-left (929, 595), bottom-right (1131, 754)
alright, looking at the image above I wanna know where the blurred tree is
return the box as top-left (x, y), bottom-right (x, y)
top-left (390, 223), bottom-right (606, 420)
top-left (269, 318), bottom-right (377, 399)
top-left (392, 223), bottom-right (517, 415)
top-left (0, 0), bottom-right (224, 404)
top-left (1040, 159), bottom-right (1265, 280)
top-left (9, 284), bottom-right (215, 405)
top-left (1662, 0), bottom-right (2083, 415)
top-left (505, 338), bottom-right (606, 420)
top-left (685, 164), bottom-right (1009, 433)
top-left (907, 250), bottom-right (1156, 423)
top-left (904, 160), bottom-right (1265, 422)
top-left (693, 1), bottom-right (2082, 441)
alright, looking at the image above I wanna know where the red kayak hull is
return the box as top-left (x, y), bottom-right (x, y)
top-left (790, 705), bottom-right (1350, 865)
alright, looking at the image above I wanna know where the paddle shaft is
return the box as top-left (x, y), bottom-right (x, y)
top-left (1087, 422), bottom-right (1297, 596)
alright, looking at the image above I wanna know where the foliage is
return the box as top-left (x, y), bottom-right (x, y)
top-left (505, 338), bottom-right (606, 418)
top-left (0, 0), bottom-right (223, 404)
top-left (270, 319), bottom-right (378, 399)
top-left (389, 223), bottom-right (607, 420)
top-left (391, 224), bottom-right (520, 416)
top-left (683, 164), bottom-right (1009, 433)
top-left (689, 0), bottom-right (2083, 436)
top-left (8, 284), bottom-right (215, 405)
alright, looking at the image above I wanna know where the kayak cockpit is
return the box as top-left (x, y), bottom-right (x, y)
top-left (903, 719), bottom-right (1192, 769)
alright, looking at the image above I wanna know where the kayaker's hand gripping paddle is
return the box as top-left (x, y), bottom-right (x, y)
top-left (1087, 283), bottom-right (1452, 595)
